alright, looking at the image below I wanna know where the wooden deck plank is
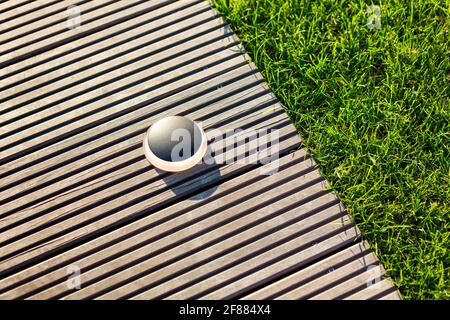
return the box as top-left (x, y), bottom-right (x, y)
top-left (0, 72), bottom-right (272, 215)
top-left (0, 78), bottom-right (278, 226)
top-left (0, 123), bottom-right (296, 252)
top-left (377, 289), bottom-right (402, 300)
top-left (0, 40), bottom-right (249, 184)
top-left (1, 0), bottom-right (129, 57)
top-left (0, 0), bottom-right (30, 14)
top-left (0, 0), bottom-right (198, 85)
top-left (309, 265), bottom-right (387, 300)
top-left (0, 130), bottom-right (299, 277)
top-left (0, 111), bottom-right (292, 249)
top-left (241, 241), bottom-right (372, 299)
top-left (344, 279), bottom-right (401, 300)
top-left (0, 0), bottom-right (82, 37)
top-left (0, 0), bottom-right (52, 23)
top-left (101, 217), bottom-right (356, 300)
top-left (195, 228), bottom-right (361, 300)
top-left (30, 151), bottom-right (319, 299)
top-left (274, 252), bottom-right (379, 299)
top-left (0, 63), bottom-right (261, 194)
top-left (0, 0), bottom-right (400, 300)
top-left (1, 1), bottom-right (108, 44)
top-left (129, 218), bottom-right (354, 299)
top-left (0, 1), bottom-right (214, 115)
top-left (0, 52), bottom-right (251, 183)
top-left (0, 41), bottom-right (246, 159)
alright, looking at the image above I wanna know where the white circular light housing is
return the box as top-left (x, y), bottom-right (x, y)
top-left (143, 116), bottom-right (207, 172)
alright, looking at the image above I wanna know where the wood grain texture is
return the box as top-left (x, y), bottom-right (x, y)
top-left (344, 279), bottom-right (401, 300)
top-left (241, 241), bottom-right (372, 300)
top-left (0, 0), bottom-right (400, 300)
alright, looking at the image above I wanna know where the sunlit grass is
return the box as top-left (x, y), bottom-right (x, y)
top-left (213, 0), bottom-right (450, 299)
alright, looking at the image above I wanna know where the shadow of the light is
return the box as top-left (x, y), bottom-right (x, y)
top-left (157, 145), bottom-right (220, 201)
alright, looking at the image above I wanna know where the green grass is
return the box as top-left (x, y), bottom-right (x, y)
top-left (212, 0), bottom-right (450, 299)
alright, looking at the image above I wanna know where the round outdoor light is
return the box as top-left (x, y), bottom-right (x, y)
top-left (143, 116), bottom-right (207, 172)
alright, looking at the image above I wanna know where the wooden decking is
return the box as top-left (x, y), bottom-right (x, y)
top-left (0, 0), bottom-right (400, 300)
